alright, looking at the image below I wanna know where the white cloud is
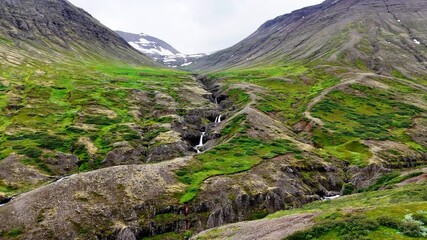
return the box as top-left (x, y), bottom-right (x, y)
top-left (68, 0), bottom-right (324, 54)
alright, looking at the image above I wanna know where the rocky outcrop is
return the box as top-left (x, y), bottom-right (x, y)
top-left (45, 153), bottom-right (79, 176)
top-left (101, 143), bottom-right (146, 167)
top-left (191, 153), bottom-right (345, 230)
top-left (348, 164), bottom-right (392, 190)
top-left (0, 154), bottom-right (50, 194)
top-left (192, 212), bottom-right (318, 240)
top-left (146, 142), bottom-right (191, 162)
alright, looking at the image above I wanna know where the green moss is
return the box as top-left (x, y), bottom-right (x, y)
top-left (364, 171), bottom-right (424, 192)
top-left (1, 228), bottom-right (23, 238)
top-left (16, 146), bottom-right (43, 159)
top-left (311, 84), bottom-right (423, 165)
top-left (221, 114), bottom-right (247, 135)
top-left (177, 136), bottom-right (299, 203)
top-left (0, 60), bottom-right (200, 194)
top-left (270, 183), bottom-right (427, 240)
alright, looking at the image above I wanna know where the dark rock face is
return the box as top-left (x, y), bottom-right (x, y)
top-left (0, 193), bottom-right (11, 204)
top-left (349, 164), bottom-right (392, 189)
top-left (101, 144), bottom-right (146, 167)
top-left (191, 0), bottom-right (427, 75)
top-left (0, 0), bottom-right (155, 65)
top-left (191, 153), bottom-right (345, 230)
top-left (146, 142), bottom-right (191, 163)
top-left (45, 153), bottom-right (79, 176)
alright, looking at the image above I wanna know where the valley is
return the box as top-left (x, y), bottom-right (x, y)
top-left (0, 0), bottom-right (426, 239)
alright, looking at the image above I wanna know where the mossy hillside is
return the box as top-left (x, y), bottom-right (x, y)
top-left (208, 64), bottom-right (341, 124)
top-left (207, 61), bottom-right (426, 168)
top-left (312, 84), bottom-right (424, 166)
top-left (176, 114), bottom-right (301, 203)
top-left (263, 182), bottom-right (427, 240)
top-left (0, 61), bottom-right (198, 195)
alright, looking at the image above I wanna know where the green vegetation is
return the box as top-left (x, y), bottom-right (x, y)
top-left (0, 61), bottom-right (202, 195)
top-left (312, 84), bottom-right (424, 166)
top-left (287, 212), bottom-right (427, 240)
top-left (177, 135), bottom-right (300, 203)
top-left (0, 228), bottom-right (23, 238)
top-left (208, 64), bottom-right (341, 123)
top-left (227, 88), bottom-right (251, 106)
top-left (363, 171), bottom-right (424, 192)
top-left (265, 183), bottom-right (427, 239)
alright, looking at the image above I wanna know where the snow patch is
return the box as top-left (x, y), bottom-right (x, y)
top-left (413, 39), bottom-right (421, 45)
top-left (397, 19), bottom-right (401, 23)
top-left (163, 58), bottom-right (177, 63)
top-left (181, 62), bottom-right (193, 67)
top-left (136, 37), bottom-right (151, 45)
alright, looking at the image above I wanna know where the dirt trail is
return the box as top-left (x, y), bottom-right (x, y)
top-left (192, 212), bottom-right (318, 240)
top-left (303, 72), bottom-right (378, 126)
top-left (303, 72), bottom-right (427, 126)
top-left (227, 83), bottom-right (314, 151)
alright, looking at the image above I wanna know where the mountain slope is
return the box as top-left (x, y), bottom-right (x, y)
top-left (115, 31), bottom-right (180, 58)
top-left (0, 0), bottom-right (217, 204)
top-left (116, 30), bottom-right (207, 68)
top-left (0, 0), bottom-right (156, 65)
top-left (191, 0), bottom-right (427, 76)
top-left (0, 0), bottom-right (426, 240)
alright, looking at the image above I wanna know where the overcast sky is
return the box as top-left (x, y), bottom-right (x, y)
top-left (68, 0), bottom-right (323, 54)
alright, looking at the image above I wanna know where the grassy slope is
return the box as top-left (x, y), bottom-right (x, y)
top-left (281, 182), bottom-right (427, 239)
top-left (205, 62), bottom-right (426, 166)
top-left (173, 58), bottom-right (426, 203)
top-left (0, 60), bottom-right (197, 196)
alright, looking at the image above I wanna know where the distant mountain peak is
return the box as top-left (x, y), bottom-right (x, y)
top-left (116, 31), bottom-right (207, 68)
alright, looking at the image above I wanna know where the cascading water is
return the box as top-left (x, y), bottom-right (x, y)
top-left (214, 115), bottom-right (222, 123)
top-left (194, 132), bottom-right (205, 153)
top-left (197, 132), bottom-right (205, 147)
top-left (194, 96), bottom-right (224, 153)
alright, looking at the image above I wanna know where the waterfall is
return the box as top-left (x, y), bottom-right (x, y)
top-left (194, 132), bottom-right (206, 154)
top-left (196, 132), bottom-right (205, 147)
top-left (215, 97), bottom-right (218, 104)
top-left (214, 115), bottom-right (222, 123)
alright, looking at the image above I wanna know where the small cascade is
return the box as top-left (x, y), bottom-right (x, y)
top-left (197, 132), bottom-right (205, 147)
top-left (217, 115), bottom-right (222, 123)
top-left (194, 132), bottom-right (206, 153)
top-left (215, 97), bottom-right (218, 104)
